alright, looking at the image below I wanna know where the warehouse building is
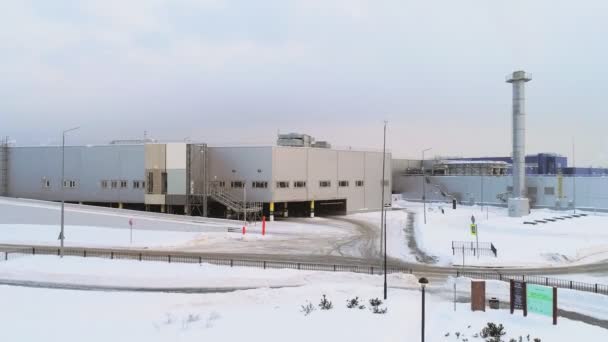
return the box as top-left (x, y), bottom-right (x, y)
top-left (0, 137), bottom-right (391, 219)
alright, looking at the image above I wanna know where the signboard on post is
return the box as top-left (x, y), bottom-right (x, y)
top-left (527, 284), bottom-right (557, 324)
top-left (471, 280), bottom-right (486, 312)
top-left (470, 224), bottom-right (477, 236)
top-left (510, 280), bottom-right (527, 316)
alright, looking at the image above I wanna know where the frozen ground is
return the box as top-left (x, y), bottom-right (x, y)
top-left (0, 197), bottom-right (411, 262)
top-left (394, 199), bottom-right (608, 267)
top-left (0, 256), bottom-right (606, 341)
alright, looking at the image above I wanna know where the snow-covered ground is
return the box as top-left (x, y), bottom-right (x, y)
top-left (394, 198), bottom-right (608, 267)
top-left (1, 256), bottom-right (606, 341)
top-left (0, 197), bottom-right (412, 261)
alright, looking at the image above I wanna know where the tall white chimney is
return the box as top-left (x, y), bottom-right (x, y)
top-left (506, 70), bottom-right (532, 217)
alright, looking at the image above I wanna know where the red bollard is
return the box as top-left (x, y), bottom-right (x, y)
top-left (262, 216), bottom-right (266, 236)
top-left (242, 226), bottom-right (246, 235)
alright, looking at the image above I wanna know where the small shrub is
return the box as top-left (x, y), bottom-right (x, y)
top-left (455, 331), bottom-right (461, 339)
top-left (533, 339), bottom-right (541, 342)
top-left (480, 322), bottom-right (506, 342)
top-left (346, 297), bottom-right (360, 309)
top-left (319, 295), bottom-right (333, 310)
top-left (368, 297), bottom-right (388, 314)
top-left (300, 302), bottom-right (315, 316)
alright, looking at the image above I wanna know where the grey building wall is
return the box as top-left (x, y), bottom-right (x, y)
top-left (207, 146), bottom-right (391, 212)
top-left (394, 174), bottom-right (608, 210)
top-left (6, 145), bottom-right (145, 203)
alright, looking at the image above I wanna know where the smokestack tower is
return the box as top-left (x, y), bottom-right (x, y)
top-left (506, 70), bottom-right (532, 217)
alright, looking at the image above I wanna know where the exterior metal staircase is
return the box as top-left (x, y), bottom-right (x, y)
top-left (208, 182), bottom-right (262, 216)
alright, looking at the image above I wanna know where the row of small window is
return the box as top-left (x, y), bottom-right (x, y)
top-left (219, 180), bottom-right (366, 189)
top-left (101, 180), bottom-right (146, 189)
top-left (42, 179), bottom-right (78, 188)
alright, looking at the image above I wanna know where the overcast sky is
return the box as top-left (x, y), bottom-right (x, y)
top-left (1, 0), bottom-right (607, 165)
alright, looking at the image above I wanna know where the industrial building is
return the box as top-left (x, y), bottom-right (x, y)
top-left (0, 135), bottom-right (391, 219)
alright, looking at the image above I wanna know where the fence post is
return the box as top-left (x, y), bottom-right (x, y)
top-left (333, 264), bottom-right (337, 272)
top-left (4, 252), bottom-right (7, 261)
top-left (32, 247), bottom-right (35, 255)
top-left (111, 251), bottom-right (114, 259)
top-left (545, 277), bottom-right (548, 286)
top-left (499, 273), bottom-right (502, 281)
top-left (84, 250), bottom-right (86, 258)
top-left (139, 253), bottom-right (142, 261)
top-left (569, 280), bottom-right (573, 289)
top-left (297, 263), bottom-right (301, 270)
top-left (456, 270), bottom-right (459, 277)
top-left (522, 275), bottom-right (525, 282)
top-left (263, 261), bottom-right (266, 269)
top-left (371, 267), bottom-right (374, 275)
top-left (57, 249), bottom-right (60, 256)
top-left (230, 259), bottom-right (233, 267)
top-left (595, 284), bottom-right (598, 294)
top-left (199, 256), bottom-right (202, 264)
top-left (168, 255), bottom-right (171, 263)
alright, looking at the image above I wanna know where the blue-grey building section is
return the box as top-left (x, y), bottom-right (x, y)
top-left (6, 145), bottom-right (145, 204)
top-left (448, 153), bottom-right (593, 175)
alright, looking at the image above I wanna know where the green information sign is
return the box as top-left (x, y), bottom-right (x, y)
top-left (526, 284), bottom-right (553, 317)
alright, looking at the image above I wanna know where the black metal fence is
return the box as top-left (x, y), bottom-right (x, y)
top-left (457, 270), bottom-right (608, 296)
top-left (3, 245), bottom-right (606, 297)
top-left (2, 246), bottom-right (414, 276)
top-left (452, 241), bottom-right (497, 257)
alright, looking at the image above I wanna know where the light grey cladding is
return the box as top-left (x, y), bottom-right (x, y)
top-left (207, 146), bottom-right (273, 202)
top-left (8, 145), bottom-right (145, 203)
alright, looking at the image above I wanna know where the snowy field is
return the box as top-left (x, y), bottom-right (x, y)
top-left (1, 256), bottom-right (606, 341)
top-left (0, 197), bottom-right (411, 261)
top-left (395, 199), bottom-right (608, 267)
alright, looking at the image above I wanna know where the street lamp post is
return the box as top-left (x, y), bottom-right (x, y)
top-left (421, 148), bottom-right (432, 224)
top-left (419, 277), bottom-right (429, 342)
top-left (380, 121), bottom-right (388, 300)
top-left (60, 126), bottom-right (80, 258)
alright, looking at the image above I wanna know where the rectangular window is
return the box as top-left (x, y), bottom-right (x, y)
top-left (120, 180), bottom-right (128, 189)
top-left (355, 180), bottom-right (364, 187)
top-left (101, 180), bottom-right (108, 189)
top-left (507, 186), bottom-right (513, 193)
top-left (527, 187), bottom-right (538, 195)
top-left (219, 181), bottom-right (226, 188)
top-left (338, 180), bottom-right (349, 187)
top-left (544, 187), bottom-right (555, 195)
top-left (319, 180), bottom-right (331, 188)
top-left (111, 180), bottom-right (118, 189)
top-left (294, 181), bottom-right (306, 188)
top-left (231, 181), bottom-right (244, 188)
top-left (146, 172), bottom-right (153, 193)
top-left (141, 181), bottom-right (145, 189)
top-left (132, 180), bottom-right (140, 189)
top-left (63, 180), bottom-right (77, 188)
top-left (161, 172), bottom-right (167, 194)
top-left (42, 178), bottom-right (51, 189)
top-left (276, 181), bottom-right (290, 189)
top-left (252, 181), bottom-right (268, 189)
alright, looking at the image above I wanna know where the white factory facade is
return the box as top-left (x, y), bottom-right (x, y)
top-left (0, 136), bottom-right (392, 219)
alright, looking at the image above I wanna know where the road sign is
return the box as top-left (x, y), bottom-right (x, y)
top-left (470, 224), bottom-right (477, 236)
top-left (471, 215), bottom-right (476, 224)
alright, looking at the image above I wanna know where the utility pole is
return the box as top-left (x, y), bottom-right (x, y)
top-left (60, 126), bottom-right (80, 258)
top-left (421, 148), bottom-right (432, 224)
top-left (380, 121), bottom-right (388, 300)
top-left (572, 138), bottom-right (576, 215)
